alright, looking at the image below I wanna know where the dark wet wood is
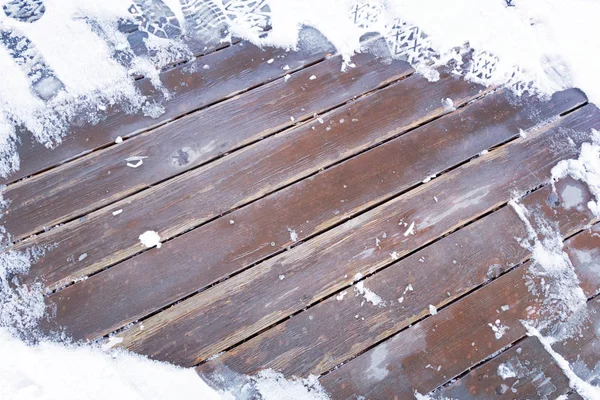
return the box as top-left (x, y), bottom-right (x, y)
top-left (2, 40), bottom-right (330, 185)
top-left (196, 178), bottom-right (597, 379)
top-left (21, 67), bottom-right (487, 293)
top-left (319, 221), bottom-right (600, 399)
top-left (4, 50), bottom-right (409, 240)
top-left (429, 299), bottom-right (600, 399)
top-left (45, 88), bottom-right (584, 345)
top-left (115, 105), bottom-right (600, 367)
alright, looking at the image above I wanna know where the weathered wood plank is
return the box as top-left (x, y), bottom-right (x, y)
top-left (319, 224), bottom-right (600, 399)
top-left (116, 105), bottom-right (600, 367)
top-left (196, 177), bottom-right (596, 379)
top-left (429, 299), bottom-right (600, 399)
top-left (21, 66), bottom-right (485, 292)
top-left (3, 38), bottom-right (331, 185)
top-left (4, 48), bottom-right (408, 240)
top-left (45, 88), bottom-right (584, 345)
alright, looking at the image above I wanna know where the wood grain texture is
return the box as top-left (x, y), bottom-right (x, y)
top-left (116, 105), bottom-right (600, 367)
top-left (196, 177), bottom-right (597, 379)
top-left (429, 299), bottom-right (600, 399)
top-left (45, 88), bottom-right (584, 346)
top-left (2, 38), bottom-right (331, 185)
top-left (3, 49), bottom-right (410, 240)
top-left (319, 222), bottom-right (600, 399)
top-left (21, 66), bottom-right (484, 293)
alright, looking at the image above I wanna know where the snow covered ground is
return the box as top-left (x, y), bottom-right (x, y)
top-left (1, 0), bottom-right (600, 399)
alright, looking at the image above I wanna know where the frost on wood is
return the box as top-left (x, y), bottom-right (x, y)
top-left (510, 199), bottom-right (587, 341)
top-left (525, 324), bottom-right (600, 400)
top-left (0, 248), bottom-right (46, 340)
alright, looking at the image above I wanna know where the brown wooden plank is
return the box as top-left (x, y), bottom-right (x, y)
top-left (196, 177), bottom-right (596, 379)
top-left (318, 225), bottom-right (600, 399)
top-left (114, 105), bottom-right (600, 367)
top-left (20, 66), bottom-right (485, 292)
top-left (3, 38), bottom-right (331, 185)
top-left (3, 48), bottom-right (410, 241)
top-left (429, 298), bottom-right (600, 399)
top-left (45, 88), bottom-right (585, 345)
top-left (5, 50), bottom-right (415, 242)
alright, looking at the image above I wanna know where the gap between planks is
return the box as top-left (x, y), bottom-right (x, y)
top-left (111, 101), bottom-right (593, 366)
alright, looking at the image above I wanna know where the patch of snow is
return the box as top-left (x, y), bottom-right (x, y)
top-left (336, 290), bottom-right (347, 301)
top-left (125, 155), bottom-right (147, 168)
top-left (354, 281), bottom-right (385, 307)
top-left (139, 231), bottom-right (161, 249)
top-left (497, 362), bottom-right (517, 379)
top-left (0, 327), bottom-right (228, 400)
top-left (510, 199), bottom-right (588, 340)
top-left (404, 221), bottom-right (416, 236)
top-left (488, 319), bottom-right (509, 339)
top-left (288, 228), bottom-right (298, 242)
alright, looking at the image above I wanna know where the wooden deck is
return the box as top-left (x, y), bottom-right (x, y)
top-left (7, 37), bottom-right (600, 399)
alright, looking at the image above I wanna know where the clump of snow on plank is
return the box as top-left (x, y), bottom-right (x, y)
top-left (353, 273), bottom-right (385, 307)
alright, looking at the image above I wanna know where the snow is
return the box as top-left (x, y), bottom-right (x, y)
top-left (0, 327), bottom-right (230, 400)
top-left (354, 280), bottom-right (385, 307)
top-left (525, 324), bottom-right (600, 400)
top-left (511, 199), bottom-right (588, 341)
top-left (139, 230), bottom-right (161, 249)
top-left (497, 362), bottom-right (517, 379)
top-left (488, 319), bottom-right (509, 340)
top-left (404, 221), bottom-right (415, 236)
top-left (551, 130), bottom-right (600, 218)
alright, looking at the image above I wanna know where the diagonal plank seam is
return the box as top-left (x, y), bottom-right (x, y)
top-left (43, 82), bottom-right (497, 297)
top-left (196, 196), bottom-right (598, 372)
top-left (109, 110), bottom-right (590, 356)
top-left (122, 102), bottom-right (592, 366)
top-left (5, 42), bottom-right (328, 187)
top-left (425, 290), bottom-right (600, 398)
top-left (8, 57), bottom-right (415, 242)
